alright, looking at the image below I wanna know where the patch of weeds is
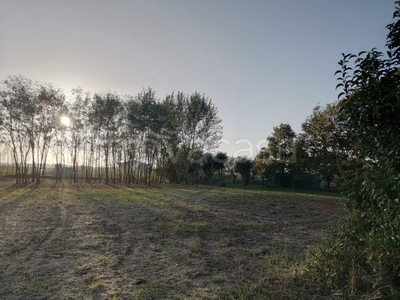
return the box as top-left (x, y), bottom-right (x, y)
top-left (186, 238), bottom-right (202, 253)
top-left (26, 277), bottom-right (56, 296)
top-left (264, 252), bottom-right (294, 269)
top-left (211, 274), bottom-right (225, 284)
top-left (171, 219), bottom-right (192, 236)
top-left (95, 253), bottom-right (118, 267)
top-left (88, 281), bottom-right (105, 292)
top-left (74, 264), bottom-right (92, 275)
top-left (132, 281), bottom-right (186, 300)
top-left (132, 282), bottom-right (169, 299)
top-left (226, 284), bottom-right (268, 300)
top-left (84, 273), bottom-right (105, 293)
top-left (83, 273), bottom-right (98, 284)
top-left (227, 281), bottom-right (302, 300)
top-left (219, 236), bottom-right (232, 246)
top-left (151, 220), bottom-right (169, 232)
top-left (95, 254), bottom-right (108, 265)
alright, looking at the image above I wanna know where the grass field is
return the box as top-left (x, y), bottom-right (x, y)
top-left (0, 179), bottom-right (343, 299)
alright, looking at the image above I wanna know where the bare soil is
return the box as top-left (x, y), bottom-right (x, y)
top-left (0, 179), bottom-right (343, 299)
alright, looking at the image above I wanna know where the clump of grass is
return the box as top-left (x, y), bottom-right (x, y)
top-left (211, 274), bottom-right (225, 284)
top-left (88, 281), bottom-right (105, 292)
top-left (26, 277), bottom-right (56, 296)
top-left (94, 253), bottom-right (118, 267)
top-left (186, 238), bottom-right (202, 253)
top-left (226, 284), bottom-right (270, 300)
top-left (219, 236), bottom-right (232, 246)
top-left (132, 280), bottom-right (189, 299)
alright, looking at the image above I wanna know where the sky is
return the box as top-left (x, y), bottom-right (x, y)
top-left (0, 0), bottom-right (395, 157)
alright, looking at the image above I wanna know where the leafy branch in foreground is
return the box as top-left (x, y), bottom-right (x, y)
top-left (299, 2), bottom-right (400, 298)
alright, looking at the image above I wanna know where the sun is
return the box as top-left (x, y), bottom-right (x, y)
top-left (60, 115), bottom-right (71, 127)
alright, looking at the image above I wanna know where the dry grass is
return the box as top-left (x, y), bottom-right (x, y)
top-left (0, 179), bottom-right (343, 299)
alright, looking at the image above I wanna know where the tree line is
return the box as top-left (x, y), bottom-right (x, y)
top-left (0, 74), bottom-right (361, 191)
top-left (0, 77), bottom-right (223, 185)
top-left (248, 102), bottom-right (349, 191)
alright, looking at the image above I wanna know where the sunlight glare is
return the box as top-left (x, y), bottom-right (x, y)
top-left (60, 115), bottom-right (71, 127)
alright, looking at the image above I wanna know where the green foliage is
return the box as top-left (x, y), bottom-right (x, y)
top-left (26, 277), bottom-right (56, 296)
top-left (214, 152), bottom-right (228, 174)
top-left (299, 206), bottom-right (400, 299)
top-left (227, 284), bottom-right (273, 300)
top-left (225, 156), bottom-right (238, 184)
top-left (300, 2), bottom-right (400, 298)
top-left (265, 123), bottom-right (296, 188)
top-left (135, 90), bottom-right (223, 184)
top-left (202, 152), bottom-right (228, 181)
top-left (210, 274), bottom-right (225, 284)
top-left (234, 157), bottom-right (253, 186)
top-left (298, 103), bottom-right (350, 191)
top-left (267, 123), bottom-right (296, 168)
top-left (253, 147), bottom-right (270, 186)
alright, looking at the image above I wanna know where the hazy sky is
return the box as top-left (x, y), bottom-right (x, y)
top-left (0, 0), bottom-right (395, 157)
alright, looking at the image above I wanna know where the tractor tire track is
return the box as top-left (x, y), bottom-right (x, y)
top-left (0, 187), bottom-right (69, 299)
top-left (24, 198), bottom-right (68, 260)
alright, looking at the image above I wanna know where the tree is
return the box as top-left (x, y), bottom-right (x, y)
top-left (213, 152), bottom-right (228, 178)
top-left (253, 147), bottom-right (270, 187)
top-left (299, 103), bottom-right (349, 191)
top-left (0, 76), bottom-right (35, 183)
top-left (67, 87), bottom-right (91, 183)
top-left (202, 151), bottom-right (227, 182)
top-left (34, 83), bottom-right (66, 184)
top-left (234, 157), bottom-right (253, 186)
top-left (126, 88), bottom-right (165, 185)
top-left (0, 76), bottom-right (66, 184)
top-left (182, 92), bottom-right (223, 183)
top-left (158, 91), bottom-right (222, 184)
top-left (202, 153), bottom-right (215, 182)
top-left (91, 92), bottom-right (122, 184)
top-left (225, 157), bottom-right (238, 184)
top-left (266, 123), bottom-right (296, 188)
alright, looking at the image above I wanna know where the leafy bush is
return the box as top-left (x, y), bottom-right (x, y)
top-left (299, 2), bottom-right (400, 298)
top-left (299, 205), bottom-right (400, 299)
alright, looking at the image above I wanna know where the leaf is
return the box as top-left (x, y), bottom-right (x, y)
top-left (334, 70), bottom-right (342, 76)
top-left (336, 83), bottom-right (344, 90)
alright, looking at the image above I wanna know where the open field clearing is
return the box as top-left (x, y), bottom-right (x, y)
top-left (0, 180), bottom-right (343, 299)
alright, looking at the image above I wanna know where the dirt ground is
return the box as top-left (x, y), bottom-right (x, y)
top-left (0, 179), bottom-right (343, 299)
